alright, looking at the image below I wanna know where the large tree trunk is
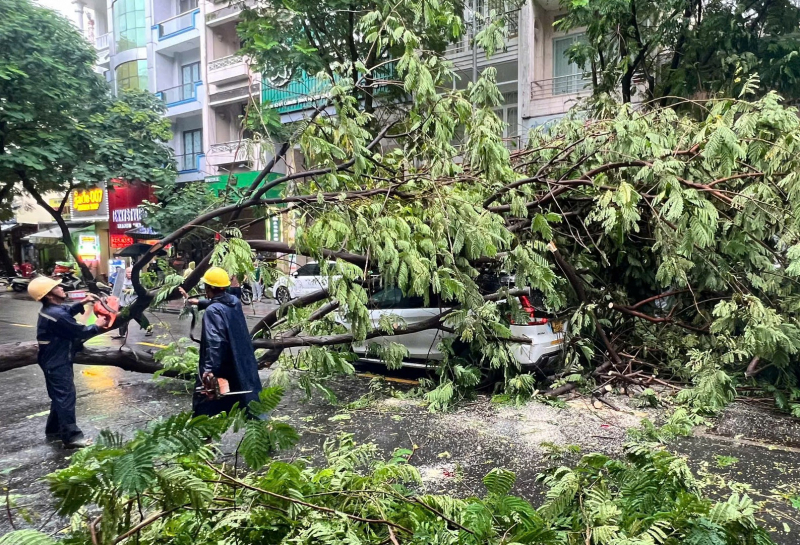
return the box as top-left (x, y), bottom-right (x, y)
top-left (0, 341), bottom-right (178, 377)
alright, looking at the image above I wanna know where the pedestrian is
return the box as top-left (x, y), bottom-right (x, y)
top-left (179, 267), bottom-right (262, 418)
top-left (29, 277), bottom-right (109, 449)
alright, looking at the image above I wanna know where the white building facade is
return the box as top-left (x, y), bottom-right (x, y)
top-left (71, 0), bottom-right (588, 177)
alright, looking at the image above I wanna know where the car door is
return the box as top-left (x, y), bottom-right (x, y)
top-left (360, 288), bottom-right (450, 361)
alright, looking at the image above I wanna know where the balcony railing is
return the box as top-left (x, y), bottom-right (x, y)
top-left (156, 7), bottom-right (200, 39)
top-left (176, 153), bottom-right (204, 172)
top-left (208, 140), bottom-right (254, 165)
top-left (95, 32), bottom-right (111, 50)
top-left (208, 54), bottom-right (243, 71)
top-left (529, 75), bottom-right (592, 100)
top-left (156, 81), bottom-right (202, 105)
top-left (262, 63), bottom-right (397, 113)
top-left (445, 8), bottom-right (519, 55)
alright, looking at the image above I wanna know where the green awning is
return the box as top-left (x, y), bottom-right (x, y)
top-left (205, 171), bottom-right (284, 201)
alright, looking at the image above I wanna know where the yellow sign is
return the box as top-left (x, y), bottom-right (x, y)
top-left (73, 188), bottom-right (104, 212)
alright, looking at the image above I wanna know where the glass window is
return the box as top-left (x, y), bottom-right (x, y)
top-left (181, 129), bottom-right (202, 171)
top-left (179, 0), bottom-right (198, 13)
top-left (113, 0), bottom-right (146, 53)
top-left (115, 60), bottom-right (148, 92)
top-left (296, 263), bottom-right (321, 276)
top-left (180, 62), bottom-right (201, 100)
top-left (553, 34), bottom-right (588, 95)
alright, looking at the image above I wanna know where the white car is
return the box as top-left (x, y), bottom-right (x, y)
top-left (344, 286), bottom-right (566, 370)
top-left (272, 261), bottom-right (337, 304)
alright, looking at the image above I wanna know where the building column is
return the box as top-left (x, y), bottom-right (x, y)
top-left (73, 1), bottom-right (86, 31)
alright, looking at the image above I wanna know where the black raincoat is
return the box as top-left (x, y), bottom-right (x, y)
top-left (193, 293), bottom-right (262, 417)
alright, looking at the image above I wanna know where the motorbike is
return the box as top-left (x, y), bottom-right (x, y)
top-left (240, 281), bottom-right (253, 305)
top-left (11, 272), bottom-right (35, 292)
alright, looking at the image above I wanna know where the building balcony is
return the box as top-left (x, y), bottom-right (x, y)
top-left (175, 153), bottom-right (206, 183)
top-left (262, 74), bottom-right (329, 114)
top-left (94, 32), bottom-right (112, 66)
top-left (208, 82), bottom-right (260, 107)
top-left (527, 75), bottom-right (591, 119)
top-left (444, 9), bottom-right (519, 64)
top-left (152, 9), bottom-right (201, 55)
top-left (206, 139), bottom-right (257, 168)
top-left (207, 54), bottom-right (250, 86)
top-left (206, 0), bottom-right (253, 27)
top-left (156, 82), bottom-right (204, 117)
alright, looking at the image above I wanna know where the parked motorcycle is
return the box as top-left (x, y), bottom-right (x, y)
top-left (11, 273), bottom-right (34, 292)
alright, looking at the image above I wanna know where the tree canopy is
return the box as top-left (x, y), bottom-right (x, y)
top-left (0, 0), bottom-right (174, 279)
top-left (557, 0), bottom-right (800, 106)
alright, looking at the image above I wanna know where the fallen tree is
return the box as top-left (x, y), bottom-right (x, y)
top-left (2, 2), bottom-right (800, 415)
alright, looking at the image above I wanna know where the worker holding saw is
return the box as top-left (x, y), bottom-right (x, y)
top-left (28, 277), bottom-right (110, 449)
top-left (179, 267), bottom-right (262, 418)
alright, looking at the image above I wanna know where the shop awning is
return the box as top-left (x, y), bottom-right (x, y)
top-left (23, 223), bottom-right (93, 244)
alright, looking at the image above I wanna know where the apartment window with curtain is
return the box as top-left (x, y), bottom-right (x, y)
top-left (113, 0), bottom-right (147, 52)
top-left (115, 60), bottom-right (148, 93)
top-left (182, 129), bottom-right (202, 171)
top-left (553, 33), bottom-right (588, 95)
top-left (180, 62), bottom-right (201, 101)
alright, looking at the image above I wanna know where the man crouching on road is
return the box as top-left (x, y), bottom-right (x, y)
top-left (29, 277), bottom-right (109, 449)
top-left (179, 267), bottom-right (262, 418)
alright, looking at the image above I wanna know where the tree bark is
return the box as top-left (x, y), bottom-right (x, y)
top-left (0, 341), bottom-right (178, 377)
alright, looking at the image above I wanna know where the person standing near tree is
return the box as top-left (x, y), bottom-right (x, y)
top-left (179, 267), bottom-right (262, 418)
top-left (29, 277), bottom-right (109, 449)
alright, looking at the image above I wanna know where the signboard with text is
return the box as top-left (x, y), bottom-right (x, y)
top-left (69, 183), bottom-right (109, 221)
top-left (107, 180), bottom-right (157, 248)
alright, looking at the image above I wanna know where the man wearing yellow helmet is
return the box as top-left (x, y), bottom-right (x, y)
top-left (179, 267), bottom-right (262, 417)
top-left (29, 276), bottom-right (110, 449)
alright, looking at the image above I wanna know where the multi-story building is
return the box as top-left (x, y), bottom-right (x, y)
top-left (70, 0), bottom-right (589, 178)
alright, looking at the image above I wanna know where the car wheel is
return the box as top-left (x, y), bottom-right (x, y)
top-left (275, 286), bottom-right (291, 305)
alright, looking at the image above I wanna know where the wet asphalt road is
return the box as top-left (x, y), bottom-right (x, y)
top-left (0, 292), bottom-right (799, 543)
top-left (0, 292), bottom-right (277, 535)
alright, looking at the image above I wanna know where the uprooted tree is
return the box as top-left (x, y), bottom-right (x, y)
top-left (2, 0), bottom-right (800, 416)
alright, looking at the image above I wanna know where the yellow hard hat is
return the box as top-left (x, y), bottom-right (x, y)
top-left (201, 267), bottom-right (231, 288)
top-left (28, 276), bottom-right (62, 301)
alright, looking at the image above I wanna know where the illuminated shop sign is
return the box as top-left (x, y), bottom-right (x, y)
top-left (73, 188), bottom-right (104, 212)
top-left (70, 183), bottom-right (109, 220)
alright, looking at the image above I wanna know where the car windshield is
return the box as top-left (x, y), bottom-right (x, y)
top-left (369, 287), bottom-right (441, 309)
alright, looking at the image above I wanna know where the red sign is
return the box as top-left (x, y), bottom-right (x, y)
top-left (110, 235), bottom-right (134, 247)
top-left (107, 180), bottom-right (157, 247)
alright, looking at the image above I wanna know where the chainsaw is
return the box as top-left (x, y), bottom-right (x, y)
top-left (92, 266), bottom-right (126, 329)
top-left (195, 376), bottom-right (253, 398)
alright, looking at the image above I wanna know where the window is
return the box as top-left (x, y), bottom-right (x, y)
top-left (113, 0), bottom-right (146, 53)
top-left (295, 263), bottom-right (321, 276)
top-left (181, 129), bottom-right (202, 171)
top-left (553, 34), bottom-right (587, 95)
top-left (178, 0), bottom-right (198, 12)
top-left (180, 62), bottom-right (201, 100)
top-left (115, 60), bottom-right (148, 92)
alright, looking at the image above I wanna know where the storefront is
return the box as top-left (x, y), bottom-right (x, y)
top-left (107, 180), bottom-right (157, 250)
top-left (68, 183), bottom-right (110, 277)
top-left (205, 171), bottom-right (287, 242)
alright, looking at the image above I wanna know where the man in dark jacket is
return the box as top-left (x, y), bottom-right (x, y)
top-left (29, 277), bottom-right (109, 448)
top-left (180, 267), bottom-right (262, 417)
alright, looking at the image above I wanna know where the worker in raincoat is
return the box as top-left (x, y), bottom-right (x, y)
top-left (29, 277), bottom-right (109, 448)
top-left (180, 267), bottom-right (262, 417)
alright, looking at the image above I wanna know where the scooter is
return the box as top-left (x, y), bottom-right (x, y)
top-left (11, 272), bottom-right (35, 292)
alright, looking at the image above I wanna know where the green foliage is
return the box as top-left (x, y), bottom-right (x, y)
top-left (0, 0), bottom-right (173, 270)
top-left (153, 337), bottom-right (199, 377)
top-left (557, 0), bottom-right (800, 105)
top-left (5, 388), bottom-right (776, 545)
